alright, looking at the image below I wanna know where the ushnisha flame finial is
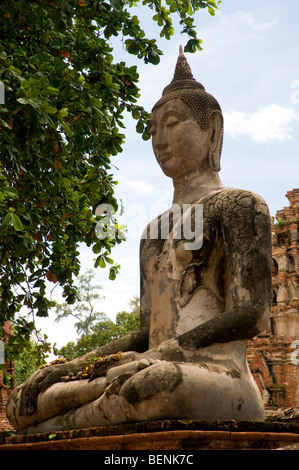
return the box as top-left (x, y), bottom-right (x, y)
top-left (159, 46), bottom-right (204, 97)
top-left (152, 46), bottom-right (222, 135)
top-left (172, 47), bottom-right (196, 83)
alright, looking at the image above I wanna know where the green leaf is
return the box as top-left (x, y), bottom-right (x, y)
top-left (59, 120), bottom-right (71, 136)
top-left (45, 105), bottom-right (57, 114)
top-left (92, 243), bottom-right (102, 254)
top-left (3, 187), bottom-right (19, 199)
top-left (131, 108), bottom-right (140, 120)
top-left (131, 15), bottom-right (139, 26)
top-left (59, 107), bottom-right (68, 118)
top-left (17, 97), bottom-right (40, 108)
top-left (105, 73), bottom-right (113, 87)
top-left (136, 118), bottom-right (144, 133)
top-left (0, 117), bottom-right (11, 129)
top-left (3, 373), bottom-right (12, 387)
top-left (1, 212), bottom-right (23, 231)
top-left (10, 213), bottom-right (24, 231)
top-left (45, 86), bottom-right (59, 95)
top-left (109, 267), bottom-right (117, 280)
top-left (148, 51), bottom-right (160, 65)
top-left (92, 98), bottom-right (103, 109)
top-left (126, 40), bottom-right (140, 55)
top-left (1, 213), bottom-right (11, 228)
top-left (110, 0), bottom-right (122, 11)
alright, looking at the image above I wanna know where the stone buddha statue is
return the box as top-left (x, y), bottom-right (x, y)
top-left (7, 48), bottom-right (272, 434)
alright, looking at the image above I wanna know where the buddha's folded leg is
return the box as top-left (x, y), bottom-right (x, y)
top-left (7, 350), bottom-right (146, 433)
top-left (6, 376), bottom-right (107, 432)
top-left (17, 358), bottom-right (264, 434)
top-left (9, 357), bottom-right (155, 434)
top-left (104, 360), bottom-right (265, 424)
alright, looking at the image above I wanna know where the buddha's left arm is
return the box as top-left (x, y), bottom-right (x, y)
top-left (178, 191), bottom-right (272, 349)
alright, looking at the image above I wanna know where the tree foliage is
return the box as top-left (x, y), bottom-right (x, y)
top-left (0, 0), bottom-right (221, 365)
top-left (14, 339), bottom-right (43, 386)
top-left (13, 296), bottom-right (140, 383)
top-left (56, 294), bottom-right (141, 361)
top-left (54, 269), bottom-right (105, 336)
top-left (53, 270), bottom-right (140, 361)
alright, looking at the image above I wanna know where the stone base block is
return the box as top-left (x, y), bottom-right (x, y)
top-left (1, 420), bottom-right (299, 450)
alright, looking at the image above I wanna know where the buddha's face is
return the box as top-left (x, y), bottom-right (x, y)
top-left (149, 99), bottom-right (211, 179)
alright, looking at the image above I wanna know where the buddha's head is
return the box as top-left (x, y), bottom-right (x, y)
top-left (150, 48), bottom-right (223, 179)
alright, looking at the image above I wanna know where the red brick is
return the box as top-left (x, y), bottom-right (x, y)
top-left (248, 188), bottom-right (299, 411)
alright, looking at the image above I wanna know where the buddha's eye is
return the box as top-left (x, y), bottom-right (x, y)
top-left (150, 127), bottom-right (157, 136)
top-left (166, 119), bottom-right (180, 128)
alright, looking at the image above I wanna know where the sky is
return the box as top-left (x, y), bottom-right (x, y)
top-left (36, 0), bottom-right (299, 353)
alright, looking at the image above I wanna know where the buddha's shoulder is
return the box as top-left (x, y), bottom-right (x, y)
top-left (206, 187), bottom-right (270, 216)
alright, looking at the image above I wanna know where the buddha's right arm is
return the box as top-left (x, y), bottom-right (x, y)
top-left (18, 327), bottom-right (149, 416)
top-left (71, 326), bottom-right (150, 369)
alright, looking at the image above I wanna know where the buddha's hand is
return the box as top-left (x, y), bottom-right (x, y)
top-left (157, 338), bottom-right (185, 362)
top-left (19, 360), bottom-right (79, 416)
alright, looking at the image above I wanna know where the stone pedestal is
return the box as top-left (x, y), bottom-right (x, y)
top-left (1, 420), bottom-right (299, 450)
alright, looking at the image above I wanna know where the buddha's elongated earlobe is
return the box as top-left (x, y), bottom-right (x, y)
top-left (208, 110), bottom-right (223, 172)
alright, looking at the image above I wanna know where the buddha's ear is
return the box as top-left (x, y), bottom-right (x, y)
top-left (208, 110), bottom-right (223, 172)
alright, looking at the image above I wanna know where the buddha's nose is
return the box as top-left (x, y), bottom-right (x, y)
top-left (154, 125), bottom-right (169, 149)
top-left (156, 141), bottom-right (168, 150)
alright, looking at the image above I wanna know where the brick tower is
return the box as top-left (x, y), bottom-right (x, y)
top-left (247, 188), bottom-right (299, 411)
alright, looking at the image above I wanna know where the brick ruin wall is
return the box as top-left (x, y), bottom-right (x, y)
top-left (247, 188), bottom-right (299, 410)
top-left (1, 189), bottom-right (299, 430)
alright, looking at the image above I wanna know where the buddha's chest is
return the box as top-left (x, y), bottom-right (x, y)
top-left (141, 201), bottom-right (222, 280)
top-left (140, 203), bottom-right (227, 347)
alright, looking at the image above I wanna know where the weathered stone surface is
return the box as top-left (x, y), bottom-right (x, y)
top-left (1, 420), bottom-right (299, 450)
top-left (6, 48), bottom-right (272, 434)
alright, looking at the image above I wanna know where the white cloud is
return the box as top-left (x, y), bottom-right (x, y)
top-left (228, 10), bottom-right (277, 31)
top-left (223, 104), bottom-right (298, 142)
top-left (117, 176), bottom-right (156, 196)
top-left (124, 179), bottom-right (156, 195)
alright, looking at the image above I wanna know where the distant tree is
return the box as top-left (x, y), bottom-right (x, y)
top-left (14, 292), bottom-right (141, 381)
top-left (54, 269), bottom-right (105, 336)
top-left (14, 338), bottom-right (48, 385)
top-left (57, 294), bottom-right (140, 361)
top-left (112, 295), bottom-right (140, 337)
top-left (56, 313), bottom-right (115, 360)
